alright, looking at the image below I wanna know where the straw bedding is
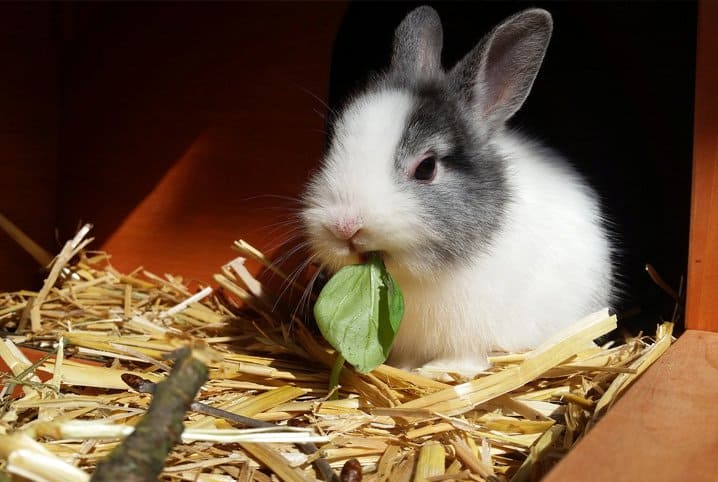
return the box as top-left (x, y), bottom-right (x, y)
top-left (0, 226), bottom-right (674, 481)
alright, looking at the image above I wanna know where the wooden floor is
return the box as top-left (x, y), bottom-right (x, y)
top-left (544, 330), bottom-right (718, 482)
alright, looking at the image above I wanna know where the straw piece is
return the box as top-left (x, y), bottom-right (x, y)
top-left (63, 332), bottom-right (158, 348)
top-left (414, 441), bottom-right (446, 482)
top-left (9, 448), bottom-right (91, 482)
top-left (593, 322), bottom-right (674, 417)
top-left (373, 364), bottom-right (451, 391)
top-left (399, 310), bottom-right (616, 416)
top-left (30, 224), bottom-right (94, 331)
top-left (425, 470), bottom-right (474, 481)
top-left (128, 314), bottom-right (180, 335)
top-left (189, 386), bottom-right (306, 429)
top-left (479, 415), bottom-right (554, 435)
top-left (182, 428), bottom-right (329, 444)
top-left (0, 338), bottom-right (43, 399)
top-left (509, 425), bottom-right (564, 482)
top-left (181, 305), bottom-right (227, 325)
top-left (240, 443), bottom-right (314, 482)
top-left (375, 445), bottom-right (403, 482)
top-left (0, 432), bottom-right (91, 482)
top-left (228, 257), bottom-right (265, 299)
top-left (0, 300), bottom-right (28, 317)
top-left (123, 283), bottom-right (133, 318)
top-left (493, 396), bottom-right (552, 421)
top-left (406, 423), bottom-right (456, 440)
top-left (55, 274), bottom-right (119, 298)
top-left (36, 360), bottom-right (164, 389)
top-left (117, 273), bottom-right (156, 290)
top-left (232, 240), bottom-right (307, 295)
top-left (390, 451), bottom-right (417, 482)
top-left (163, 456), bottom-right (250, 473)
top-left (450, 436), bottom-right (495, 481)
top-left (160, 286), bottom-right (214, 318)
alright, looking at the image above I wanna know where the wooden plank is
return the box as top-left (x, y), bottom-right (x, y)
top-left (687, 0), bottom-right (718, 331)
top-left (543, 330), bottom-right (718, 482)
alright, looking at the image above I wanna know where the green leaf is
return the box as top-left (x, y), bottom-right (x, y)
top-left (314, 253), bottom-right (404, 373)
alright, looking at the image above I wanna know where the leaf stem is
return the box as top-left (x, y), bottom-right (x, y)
top-left (328, 354), bottom-right (345, 400)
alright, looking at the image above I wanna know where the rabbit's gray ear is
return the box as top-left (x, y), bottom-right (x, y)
top-left (450, 9), bottom-right (553, 134)
top-left (391, 6), bottom-right (444, 83)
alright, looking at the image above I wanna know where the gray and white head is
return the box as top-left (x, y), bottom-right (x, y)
top-left (302, 6), bottom-right (553, 277)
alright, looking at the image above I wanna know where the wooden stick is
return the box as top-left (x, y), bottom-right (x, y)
top-left (0, 212), bottom-right (53, 266)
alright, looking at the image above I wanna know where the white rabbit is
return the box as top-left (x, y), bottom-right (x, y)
top-left (301, 6), bottom-right (614, 375)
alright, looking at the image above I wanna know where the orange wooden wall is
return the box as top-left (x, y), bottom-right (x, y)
top-left (687, 0), bottom-right (718, 331)
top-left (0, 3), bottom-right (347, 290)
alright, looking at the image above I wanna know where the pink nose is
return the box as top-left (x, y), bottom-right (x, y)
top-left (329, 219), bottom-right (362, 241)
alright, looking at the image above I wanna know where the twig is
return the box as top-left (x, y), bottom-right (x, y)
top-left (91, 347), bottom-right (208, 482)
top-left (122, 374), bottom-right (339, 482)
top-left (645, 264), bottom-right (680, 303)
top-left (671, 274), bottom-right (685, 323)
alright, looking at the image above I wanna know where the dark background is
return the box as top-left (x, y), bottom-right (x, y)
top-left (329, 1), bottom-right (697, 334)
top-left (0, 1), bottom-right (697, 334)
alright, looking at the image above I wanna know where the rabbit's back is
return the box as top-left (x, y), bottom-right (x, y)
top-left (471, 131), bottom-right (613, 350)
top-left (387, 131), bottom-right (613, 372)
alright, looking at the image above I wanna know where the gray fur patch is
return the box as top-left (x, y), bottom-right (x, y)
top-left (374, 75), bottom-right (511, 267)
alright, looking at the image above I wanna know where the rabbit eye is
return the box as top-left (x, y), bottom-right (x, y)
top-left (412, 155), bottom-right (437, 182)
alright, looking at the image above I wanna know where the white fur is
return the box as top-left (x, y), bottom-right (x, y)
top-left (388, 132), bottom-right (612, 373)
top-left (304, 89), bottom-right (436, 272)
top-left (304, 90), bottom-right (612, 376)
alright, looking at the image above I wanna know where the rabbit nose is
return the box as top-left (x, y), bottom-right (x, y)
top-left (329, 218), bottom-right (362, 241)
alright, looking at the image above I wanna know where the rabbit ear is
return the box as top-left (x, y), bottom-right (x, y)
top-left (390, 6), bottom-right (444, 83)
top-left (450, 9), bottom-right (553, 134)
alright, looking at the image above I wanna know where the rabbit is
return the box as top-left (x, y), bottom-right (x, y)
top-left (301, 6), bottom-right (614, 376)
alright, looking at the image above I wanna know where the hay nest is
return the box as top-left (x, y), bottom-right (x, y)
top-left (0, 225), bottom-right (673, 481)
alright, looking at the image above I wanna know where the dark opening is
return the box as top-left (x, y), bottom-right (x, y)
top-left (328, 1), bottom-right (697, 335)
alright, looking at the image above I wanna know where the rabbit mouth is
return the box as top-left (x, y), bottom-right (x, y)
top-left (314, 241), bottom-right (389, 272)
top-left (332, 243), bottom-right (376, 265)
top-left (357, 250), bottom-right (387, 264)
